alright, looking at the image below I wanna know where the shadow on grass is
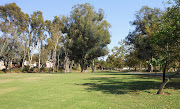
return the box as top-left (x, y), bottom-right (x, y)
top-left (79, 72), bottom-right (180, 95)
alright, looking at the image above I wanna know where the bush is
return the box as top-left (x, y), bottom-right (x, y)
top-left (0, 70), bottom-right (4, 74)
top-left (22, 65), bottom-right (30, 73)
top-left (30, 68), bottom-right (34, 72)
top-left (11, 68), bottom-right (22, 73)
top-left (40, 67), bottom-right (45, 72)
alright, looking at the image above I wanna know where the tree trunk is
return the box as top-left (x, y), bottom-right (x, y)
top-left (22, 33), bottom-right (27, 69)
top-left (70, 60), bottom-right (74, 72)
top-left (148, 58), bottom-right (153, 72)
top-left (38, 52), bottom-right (40, 72)
top-left (0, 34), bottom-right (8, 55)
top-left (139, 62), bottom-right (141, 72)
top-left (57, 51), bottom-right (60, 72)
top-left (151, 64), bottom-right (153, 72)
top-left (91, 60), bottom-right (95, 73)
top-left (163, 61), bottom-right (167, 82)
top-left (157, 67), bottom-right (180, 94)
top-left (29, 45), bottom-right (36, 68)
top-left (10, 59), bottom-right (12, 72)
top-left (80, 63), bottom-right (87, 73)
top-left (154, 66), bottom-right (157, 76)
top-left (64, 55), bottom-right (70, 73)
top-left (38, 39), bottom-right (41, 72)
top-left (3, 60), bottom-right (9, 73)
top-left (22, 47), bottom-right (26, 69)
top-left (53, 45), bottom-right (57, 73)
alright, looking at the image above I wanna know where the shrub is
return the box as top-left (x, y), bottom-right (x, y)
top-left (0, 70), bottom-right (4, 74)
top-left (40, 67), bottom-right (45, 72)
top-left (30, 68), bottom-right (34, 72)
top-left (11, 68), bottom-right (22, 73)
top-left (22, 65), bottom-right (30, 73)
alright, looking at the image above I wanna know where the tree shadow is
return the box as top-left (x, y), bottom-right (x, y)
top-left (79, 75), bottom-right (180, 95)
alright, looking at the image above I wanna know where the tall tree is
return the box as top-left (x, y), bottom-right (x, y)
top-left (68, 3), bottom-right (111, 72)
top-left (45, 16), bottom-right (62, 72)
top-left (126, 6), bottom-right (162, 72)
top-left (18, 13), bottom-right (30, 69)
top-left (0, 3), bottom-right (25, 72)
top-left (30, 11), bottom-right (45, 72)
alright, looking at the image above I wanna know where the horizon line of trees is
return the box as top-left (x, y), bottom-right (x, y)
top-left (0, 3), bottom-right (111, 73)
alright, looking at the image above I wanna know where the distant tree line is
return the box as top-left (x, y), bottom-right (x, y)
top-left (0, 3), bottom-right (111, 73)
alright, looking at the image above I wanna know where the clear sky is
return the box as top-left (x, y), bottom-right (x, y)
top-left (0, 0), bottom-right (169, 50)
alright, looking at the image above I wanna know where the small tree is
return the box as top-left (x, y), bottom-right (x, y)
top-left (152, 2), bottom-right (180, 94)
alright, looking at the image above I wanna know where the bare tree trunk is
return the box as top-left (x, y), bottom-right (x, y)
top-left (151, 64), bottom-right (153, 72)
top-left (64, 55), bottom-right (70, 73)
top-left (57, 51), bottom-right (60, 72)
top-left (80, 62), bottom-right (87, 73)
top-left (3, 59), bottom-right (9, 73)
top-left (163, 61), bottom-right (167, 82)
top-left (157, 67), bottom-right (180, 94)
top-left (148, 58), bottom-right (153, 72)
top-left (0, 34), bottom-right (8, 55)
top-left (9, 59), bottom-right (12, 72)
top-left (139, 62), bottom-right (141, 72)
top-left (79, 64), bottom-right (81, 71)
top-left (38, 39), bottom-right (41, 72)
top-left (53, 46), bottom-right (56, 73)
top-left (22, 46), bottom-right (26, 69)
top-left (70, 60), bottom-right (74, 72)
top-left (29, 45), bottom-right (36, 68)
top-left (91, 59), bottom-right (95, 73)
top-left (155, 66), bottom-right (157, 76)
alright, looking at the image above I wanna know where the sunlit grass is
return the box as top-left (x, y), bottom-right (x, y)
top-left (0, 71), bottom-right (179, 109)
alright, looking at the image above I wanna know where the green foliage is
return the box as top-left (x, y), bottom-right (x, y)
top-left (40, 67), bottom-right (49, 72)
top-left (22, 65), bottom-right (30, 73)
top-left (126, 6), bottom-right (162, 61)
top-left (152, 3), bottom-right (180, 64)
top-left (0, 70), bottom-right (4, 74)
top-left (106, 40), bottom-right (127, 69)
top-left (0, 3), bottom-right (25, 72)
top-left (68, 3), bottom-right (111, 72)
top-left (125, 51), bottom-right (139, 68)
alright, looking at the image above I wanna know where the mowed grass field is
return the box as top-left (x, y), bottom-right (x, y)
top-left (0, 71), bottom-right (180, 109)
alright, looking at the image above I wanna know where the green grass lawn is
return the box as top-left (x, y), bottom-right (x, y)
top-left (0, 71), bottom-right (180, 109)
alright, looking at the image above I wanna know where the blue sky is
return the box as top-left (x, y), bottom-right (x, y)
top-left (0, 0), bottom-right (169, 50)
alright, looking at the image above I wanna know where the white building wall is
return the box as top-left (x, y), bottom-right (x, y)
top-left (0, 61), bottom-right (5, 70)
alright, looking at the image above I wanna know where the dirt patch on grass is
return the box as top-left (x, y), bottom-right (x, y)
top-left (21, 77), bottom-right (42, 81)
top-left (0, 79), bottom-right (13, 84)
top-left (90, 76), bottom-right (116, 78)
top-left (0, 74), bottom-right (23, 78)
top-left (0, 87), bottom-right (19, 95)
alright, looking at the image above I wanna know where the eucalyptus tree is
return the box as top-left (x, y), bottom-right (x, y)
top-left (61, 35), bottom-right (72, 72)
top-left (18, 13), bottom-right (30, 69)
top-left (30, 11), bottom-right (45, 72)
top-left (0, 3), bottom-right (26, 71)
top-left (59, 15), bottom-right (73, 73)
top-left (68, 3), bottom-right (111, 72)
top-left (45, 16), bottom-right (62, 72)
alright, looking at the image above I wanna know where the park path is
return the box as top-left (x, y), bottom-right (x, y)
top-left (127, 72), bottom-right (180, 77)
